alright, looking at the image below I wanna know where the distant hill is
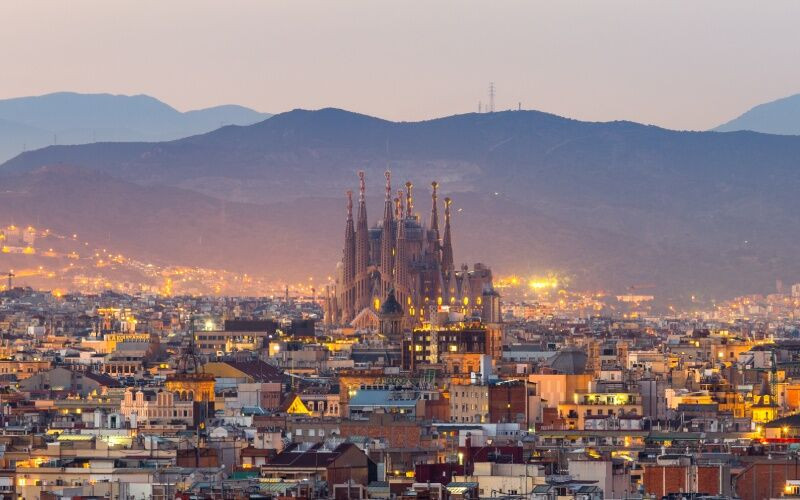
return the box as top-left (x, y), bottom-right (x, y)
top-left (0, 166), bottom-right (338, 280)
top-left (5, 108), bottom-right (800, 302)
top-left (0, 165), bottom-right (704, 302)
top-left (715, 93), bottom-right (800, 135)
top-left (0, 92), bottom-right (271, 162)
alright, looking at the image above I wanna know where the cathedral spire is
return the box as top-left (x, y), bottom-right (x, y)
top-left (405, 181), bottom-right (414, 218)
top-left (397, 189), bottom-right (405, 219)
top-left (381, 171), bottom-right (395, 293)
top-left (430, 181), bottom-right (440, 238)
top-left (395, 194), bottom-right (408, 295)
top-left (441, 197), bottom-right (454, 273)
top-left (383, 171), bottom-right (393, 220)
top-left (343, 190), bottom-right (356, 320)
top-left (355, 171), bottom-right (370, 311)
top-left (429, 181), bottom-right (442, 298)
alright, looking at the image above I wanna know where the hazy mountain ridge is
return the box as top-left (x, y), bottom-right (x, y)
top-left (0, 165), bottom-right (788, 305)
top-left (0, 166), bottom-right (617, 287)
top-left (0, 92), bottom-right (271, 163)
top-left (4, 108), bottom-right (800, 301)
top-left (715, 93), bottom-right (800, 135)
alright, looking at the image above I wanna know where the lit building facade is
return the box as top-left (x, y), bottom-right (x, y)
top-left (402, 317), bottom-right (502, 373)
top-left (163, 338), bottom-right (216, 428)
top-left (557, 392), bottom-right (643, 430)
top-left (120, 388), bottom-right (194, 426)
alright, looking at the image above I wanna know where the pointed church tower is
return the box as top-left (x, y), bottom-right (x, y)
top-left (395, 191), bottom-right (403, 221)
top-left (405, 181), bottom-right (414, 219)
top-left (428, 181), bottom-right (442, 301)
top-left (380, 171), bottom-right (395, 298)
top-left (429, 182), bottom-right (441, 252)
top-left (355, 171), bottom-right (370, 312)
top-left (441, 197), bottom-right (454, 274)
top-left (395, 188), bottom-right (408, 310)
top-left (343, 191), bottom-right (356, 321)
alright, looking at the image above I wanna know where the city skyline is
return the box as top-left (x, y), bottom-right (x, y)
top-left (3, 4), bottom-right (800, 500)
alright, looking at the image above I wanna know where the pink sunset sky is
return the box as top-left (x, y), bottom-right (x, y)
top-left (2, 0), bottom-right (799, 130)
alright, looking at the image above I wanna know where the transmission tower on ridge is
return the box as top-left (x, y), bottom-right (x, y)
top-left (489, 82), bottom-right (495, 112)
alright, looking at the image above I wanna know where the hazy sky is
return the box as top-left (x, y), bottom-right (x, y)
top-left (2, 1), bottom-right (800, 130)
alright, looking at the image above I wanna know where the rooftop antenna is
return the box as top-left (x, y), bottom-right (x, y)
top-left (489, 82), bottom-right (495, 113)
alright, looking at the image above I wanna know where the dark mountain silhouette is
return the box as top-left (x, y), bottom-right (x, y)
top-left (715, 93), bottom-right (800, 135)
top-left (4, 108), bottom-right (800, 302)
top-left (0, 166), bottom-right (732, 305)
top-left (0, 92), bottom-right (271, 162)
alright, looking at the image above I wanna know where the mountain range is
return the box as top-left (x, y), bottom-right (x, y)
top-left (4, 107), bottom-right (800, 305)
top-left (715, 93), bottom-right (800, 135)
top-left (0, 92), bottom-right (271, 163)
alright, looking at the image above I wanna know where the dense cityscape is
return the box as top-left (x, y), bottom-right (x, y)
top-left (0, 172), bottom-right (799, 500)
top-left (5, 2), bottom-right (800, 499)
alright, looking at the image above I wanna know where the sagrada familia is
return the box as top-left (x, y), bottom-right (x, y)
top-left (324, 171), bottom-right (495, 329)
